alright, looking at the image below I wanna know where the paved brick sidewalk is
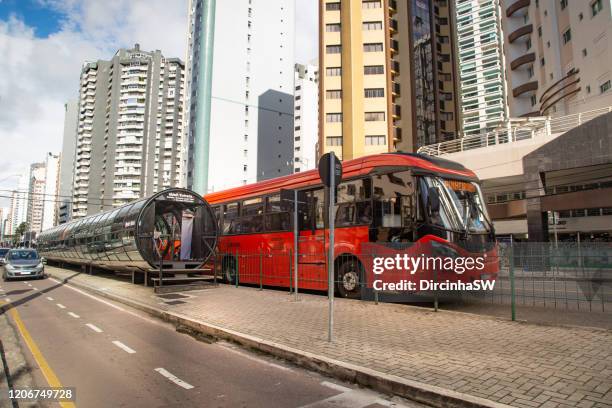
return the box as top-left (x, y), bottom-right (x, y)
top-left (48, 267), bottom-right (612, 408)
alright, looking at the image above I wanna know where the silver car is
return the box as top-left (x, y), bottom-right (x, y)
top-left (1, 249), bottom-right (46, 281)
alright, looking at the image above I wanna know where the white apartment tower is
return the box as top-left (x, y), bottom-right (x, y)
top-left (27, 162), bottom-right (46, 234)
top-left (185, 0), bottom-right (296, 192)
top-left (73, 45), bottom-right (185, 218)
top-left (293, 63), bottom-right (319, 172)
top-left (456, 0), bottom-right (508, 135)
top-left (9, 172), bottom-right (28, 236)
top-left (42, 153), bottom-right (60, 230)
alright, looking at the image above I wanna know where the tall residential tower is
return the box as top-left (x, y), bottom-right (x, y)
top-left (73, 45), bottom-right (186, 218)
top-left (319, 0), bottom-right (460, 160)
top-left (185, 0), bottom-right (296, 192)
top-left (501, 0), bottom-right (612, 117)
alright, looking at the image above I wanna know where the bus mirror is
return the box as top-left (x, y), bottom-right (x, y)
top-left (427, 187), bottom-right (440, 214)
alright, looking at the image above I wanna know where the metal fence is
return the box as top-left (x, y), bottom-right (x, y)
top-left (211, 242), bottom-right (612, 320)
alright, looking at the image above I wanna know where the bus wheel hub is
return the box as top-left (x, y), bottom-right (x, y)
top-left (342, 271), bottom-right (358, 291)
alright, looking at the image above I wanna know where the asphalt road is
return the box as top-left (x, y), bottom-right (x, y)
top-left (0, 276), bottom-right (423, 408)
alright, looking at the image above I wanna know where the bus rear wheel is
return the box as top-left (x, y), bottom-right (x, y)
top-left (336, 259), bottom-right (362, 299)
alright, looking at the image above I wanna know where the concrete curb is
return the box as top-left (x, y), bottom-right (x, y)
top-left (49, 273), bottom-right (512, 408)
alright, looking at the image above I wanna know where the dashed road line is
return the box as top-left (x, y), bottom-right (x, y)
top-left (46, 297), bottom-right (54, 301)
top-left (56, 304), bottom-right (66, 309)
top-left (112, 340), bottom-right (136, 354)
top-left (154, 368), bottom-right (194, 390)
top-left (85, 323), bottom-right (103, 333)
top-left (67, 312), bottom-right (80, 319)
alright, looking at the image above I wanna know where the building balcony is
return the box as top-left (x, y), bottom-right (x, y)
top-left (508, 24), bottom-right (533, 43)
top-left (392, 82), bottom-right (400, 96)
top-left (506, 0), bottom-right (530, 17)
top-left (393, 127), bottom-right (402, 143)
top-left (510, 52), bottom-right (535, 70)
top-left (388, 0), bottom-right (397, 15)
top-left (389, 39), bottom-right (399, 54)
top-left (392, 104), bottom-right (401, 119)
top-left (512, 81), bottom-right (538, 97)
top-left (390, 60), bottom-right (400, 74)
top-left (540, 70), bottom-right (581, 114)
top-left (389, 19), bottom-right (398, 33)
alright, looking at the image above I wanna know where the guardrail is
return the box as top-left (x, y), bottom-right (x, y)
top-left (418, 106), bottom-right (612, 156)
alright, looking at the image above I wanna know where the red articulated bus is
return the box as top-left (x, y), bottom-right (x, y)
top-left (205, 153), bottom-right (498, 299)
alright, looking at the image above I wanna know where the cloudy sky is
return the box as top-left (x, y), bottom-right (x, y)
top-left (0, 0), bottom-right (318, 207)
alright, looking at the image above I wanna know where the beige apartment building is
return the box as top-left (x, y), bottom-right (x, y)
top-left (319, 0), bottom-right (460, 160)
top-left (502, 0), bottom-right (612, 117)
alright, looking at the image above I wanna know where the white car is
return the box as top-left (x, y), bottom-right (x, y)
top-left (1, 249), bottom-right (46, 281)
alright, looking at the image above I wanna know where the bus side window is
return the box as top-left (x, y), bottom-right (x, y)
top-left (312, 189), bottom-right (325, 229)
top-left (265, 194), bottom-right (290, 232)
top-left (223, 203), bottom-right (239, 234)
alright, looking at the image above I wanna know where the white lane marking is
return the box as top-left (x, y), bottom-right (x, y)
top-left (154, 368), bottom-right (194, 390)
top-left (85, 323), bottom-right (103, 333)
top-left (68, 312), bottom-right (80, 319)
top-left (56, 303), bottom-right (66, 309)
top-left (112, 340), bottom-right (136, 354)
top-left (32, 287), bottom-right (38, 290)
top-left (46, 297), bottom-right (54, 301)
top-left (50, 278), bottom-right (166, 327)
top-left (218, 342), bottom-right (292, 372)
top-left (27, 284), bottom-right (32, 287)
top-left (321, 381), bottom-right (351, 393)
top-left (5, 298), bottom-right (10, 302)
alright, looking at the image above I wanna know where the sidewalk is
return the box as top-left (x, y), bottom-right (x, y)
top-left (47, 267), bottom-right (612, 408)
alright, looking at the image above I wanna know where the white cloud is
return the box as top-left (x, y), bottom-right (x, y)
top-left (0, 0), bottom-right (318, 207)
top-left (295, 0), bottom-right (318, 64)
top-left (0, 0), bottom-right (190, 206)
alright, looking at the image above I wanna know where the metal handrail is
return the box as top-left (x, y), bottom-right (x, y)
top-left (417, 106), bottom-right (612, 156)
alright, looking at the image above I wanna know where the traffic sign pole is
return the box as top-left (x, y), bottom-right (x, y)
top-left (328, 152), bottom-right (336, 342)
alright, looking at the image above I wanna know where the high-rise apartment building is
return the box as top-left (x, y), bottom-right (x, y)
top-left (9, 172), bottom-right (28, 237)
top-left (185, 0), bottom-right (296, 192)
top-left (27, 162), bottom-right (46, 234)
top-left (456, 0), bottom-right (508, 136)
top-left (501, 0), bottom-right (612, 117)
top-left (58, 100), bottom-right (78, 224)
top-left (42, 153), bottom-right (60, 231)
top-left (319, 0), bottom-right (460, 160)
top-left (72, 45), bottom-right (185, 218)
top-left (293, 63), bottom-right (319, 172)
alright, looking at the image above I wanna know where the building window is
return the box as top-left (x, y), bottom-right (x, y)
top-left (364, 65), bottom-right (384, 75)
top-left (526, 38), bottom-right (532, 50)
top-left (363, 21), bottom-right (383, 30)
top-left (538, 26), bottom-right (542, 37)
top-left (365, 135), bottom-right (386, 145)
top-left (582, 48), bottom-right (588, 57)
top-left (364, 88), bottom-right (384, 98)
top-left (326, 67), bottom-right (342, 76)
top-left (586, 85), bottom-right (591, 94)
top-left (579, 12), bottom-right (584, 20)
top-left (326, 45), bottom-right (342, 54)
top-left (326, 136), bottom-right (343, 146)
top-left (363, 43), bottom-right (383, 52)
top-left (326, 2), bottom-right (341, 11)
top-left (560, 0), bottom-right (568, 10)
top-left (326, 113), bottom-right (342, 122)
top-left (562, 28), bottom-right (571, 44)
top-left (591, 0), bottom-right (603, 16)
top-left (530, 95), bottom-right (537, 106)
top-left (364, 111), bottom-right (385, 121)
top-left (362, 0), bottom-right (381, 9)
top-left (326, 89), bottom-right (342, 99)
top-left (601, 80), bottom-right (611, 94)
top-left (541, 57), bottom-right (545, 66)
top-left (326, 23), bottom-right (341, 32)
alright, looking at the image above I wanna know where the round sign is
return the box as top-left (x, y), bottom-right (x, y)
top-left (318, 152), bottom-right (342, 187)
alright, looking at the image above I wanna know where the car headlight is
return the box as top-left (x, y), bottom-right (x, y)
top-left (37, 262), bottom-right (44, 269)
top-left (5, 263), bottom-right (15, 270)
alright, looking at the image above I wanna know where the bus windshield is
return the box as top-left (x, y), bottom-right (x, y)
top-left (420, 176), bottom-right (492, 234)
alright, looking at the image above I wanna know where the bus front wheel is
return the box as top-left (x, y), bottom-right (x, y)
top-left (336, 259), bottom-right (362, 299)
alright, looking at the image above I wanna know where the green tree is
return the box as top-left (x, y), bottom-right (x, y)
top-left (14, 222), bottom-right (29, 243)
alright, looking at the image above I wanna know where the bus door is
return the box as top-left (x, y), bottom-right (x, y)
top-left (296, 188), bottom-right (327, 290)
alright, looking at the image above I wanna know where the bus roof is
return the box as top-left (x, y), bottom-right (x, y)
top-left (204, 153), bottom-right (477, 204)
